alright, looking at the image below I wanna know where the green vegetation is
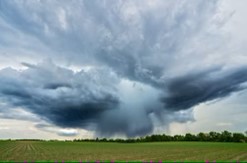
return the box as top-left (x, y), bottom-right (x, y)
top-left (0, 141), bottom-right (246, 161)
top-left (73, 131), bottom-right (247, 143)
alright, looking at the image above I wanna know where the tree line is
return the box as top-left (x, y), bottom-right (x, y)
top-left (73, 131), bottom-right (247, 143)
top-left (2, 131), bottom-right (246, 143)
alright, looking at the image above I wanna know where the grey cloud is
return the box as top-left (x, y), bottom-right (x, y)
top-left (0, 0), bottom-right (230, 86)
top-left (97, 108), bottom-right (154, 137)
top-left (0, 108), bottom-right (40, 122)
top-left (21, 62), bottom-right (37, 69)
top-left (162, 67), bottom-right (247, 111)
top-left (43, 83), bottom-right (72, 90)
top-left (92, 0), bottom-right (221, 86)
top-left (35, 123), bottom-right (51, 129)
top-left (0, 0), bottom-right (247, 137)
top-left (0, 61), bottom-right (120, 131)
top-left (0, 61), bottom-right (161, 137)
top-left (0, 0), bottom-right (224, 76)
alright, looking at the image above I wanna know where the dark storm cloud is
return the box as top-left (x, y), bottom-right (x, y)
top-left (162, 67), bottom-right (247, 111)
top-left (0, 61), bottom-right (120, 130)
top-left (0, 68), bottom-right (158, 137)
top-left (42, 95), bottom-right (119, 128)
top-left (0, 60), bottom-right (161, 137)
top-left (1, 0), bottom-right (247, 137)
top-left (0, 61), bottom-right (160, 137)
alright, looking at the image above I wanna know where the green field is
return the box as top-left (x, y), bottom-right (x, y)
top-left (0, 141), bottom-right (246, 162)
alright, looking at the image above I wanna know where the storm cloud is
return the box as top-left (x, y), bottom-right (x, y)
top-left (0, 0), bottom-right (247, 137)
top-left (1, 61), bottom-right (247, 137)
top-left (0, 61), bottom-right (120, 130)
top-left (161, 67), bottom-right (247, 111)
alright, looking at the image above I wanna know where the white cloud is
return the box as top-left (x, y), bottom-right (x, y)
top-left (58, 129), bottom-right (78, 136)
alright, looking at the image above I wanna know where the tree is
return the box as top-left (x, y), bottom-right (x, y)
top-left (232, 133), bottom-right (245, 142)
top-left (197, 132), bottom-right (209, 141)
top-left (220, 131), bottom-right (232, 142)
top-left (209, 131), bottom-right (220, 141)
top-left (174, 135), bottom-right (184, 141)
top-left (100, 138), bottom-right (107, 142)
top-left (185, 133), bottom-right (197, 141)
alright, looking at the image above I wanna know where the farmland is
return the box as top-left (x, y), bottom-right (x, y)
top-left (0, 141), bottom-right (246, 162)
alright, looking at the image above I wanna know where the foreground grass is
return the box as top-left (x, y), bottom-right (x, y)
top-left (0, 141), bottom-right (246, 161)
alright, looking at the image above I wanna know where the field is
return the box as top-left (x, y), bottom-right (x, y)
top-left (0, 141), bottom-right (246, 162)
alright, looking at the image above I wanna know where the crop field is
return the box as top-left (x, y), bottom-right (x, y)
top-left (0, 141), bottom-right (246, 162)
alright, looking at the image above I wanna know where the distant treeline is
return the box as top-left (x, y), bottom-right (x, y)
top-left (73, 131), bottom-right (247, 143)
top-left (2, 131), bottom-right (246, 143)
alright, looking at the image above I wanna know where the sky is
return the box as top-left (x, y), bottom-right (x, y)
top-left (0, 0), bottom-right (247, 140)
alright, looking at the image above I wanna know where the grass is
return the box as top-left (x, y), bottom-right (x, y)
top-left (0, 141), bottom-right (246, 162)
